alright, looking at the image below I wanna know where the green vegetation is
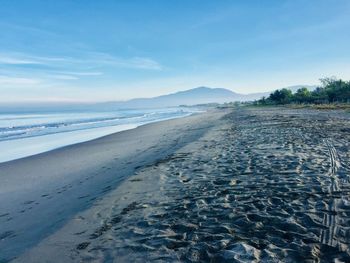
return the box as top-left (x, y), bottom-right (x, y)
top-left (257, 77), bottom-right (350, 106)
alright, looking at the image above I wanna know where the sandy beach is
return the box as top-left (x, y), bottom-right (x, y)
top-left (0, 109), bottom-right (227, 262)
top-left (2, 107), bottom-right (350, 262)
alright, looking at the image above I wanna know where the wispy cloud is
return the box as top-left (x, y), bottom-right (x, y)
top-left (49, 74), bottom-right (79, 80)
top-left (0, 51), bottom-right (162, 91)
top-left (0, 53), bottom-right (68, 65)
top-left (102, 56), bottom-right (163, 70)
top-left (0, 55), bottom-right (42, 65)
top-left (52, 71), bottom-right (104, 76)
top-left (121, 57), bottom-right (163, 70)
top-left (0, 52), bottom-right (162, 71)
top-left (78, 52), bottom-right (163, 70)
top-left (46, 71), bottom-right (103, 80)
top-left (0, 76), bottom-right (41, 85)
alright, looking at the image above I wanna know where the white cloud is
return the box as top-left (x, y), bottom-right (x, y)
top-left (50, 75), bottom-right (79, 80)
top-left (0, 76), bottom-right (41, 85)
top-left (53, 71), bottom-right (103, 76)
top-left (0, 53), bottom-right (70, 66)
top-left (0, 55), bottom-right (42, 65)
top-left (83, 52), bottom-right (163, 70)
top-left (123, 57), bottom-right (163, 70)
top-left (0, 52), bottom-right (162, 71)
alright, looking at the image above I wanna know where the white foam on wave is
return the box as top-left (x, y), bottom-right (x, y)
top-left (0, 107), bottom-right (202, 163)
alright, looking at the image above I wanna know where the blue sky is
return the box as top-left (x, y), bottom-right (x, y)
top-left (0, 0), bottom-right (350, 102)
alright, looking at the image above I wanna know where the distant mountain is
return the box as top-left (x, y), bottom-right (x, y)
top-left (98, 85), bottom-right (317, 109)
top-left (0, 85), bottom-right (318, 112)
top-left (108, 87), bottom-right (243, 108)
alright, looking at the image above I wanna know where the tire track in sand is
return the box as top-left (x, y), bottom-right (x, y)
top-left (320, 138), bottom-right (341, 247)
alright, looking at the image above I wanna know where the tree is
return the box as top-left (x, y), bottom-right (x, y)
top-left (268, 88), bottom-right (292, 104)
top-left (319, 78), bottom-right (349, 102)
top-left (311, 87), bottom-right (328, 103)
top-left (294, 87), bottom-right (311, 103)
top-left (260, 96), bottom-right (267, 105)
top-left (257, 77), bottom-right (350, 105)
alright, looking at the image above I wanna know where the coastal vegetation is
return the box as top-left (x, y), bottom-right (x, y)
top-left (256, 77), bottom-right (350, 106)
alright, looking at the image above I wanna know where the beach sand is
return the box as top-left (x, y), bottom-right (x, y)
top-left (0, 109), bottom-right (227, 262)
top-left (3, 107), bottom-right (350, 262)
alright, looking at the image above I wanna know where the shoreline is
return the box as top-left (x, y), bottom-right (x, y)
top-left (0, 110), bottom-right (199, 164)
top-left (0, 109), bottom-right (227, 262)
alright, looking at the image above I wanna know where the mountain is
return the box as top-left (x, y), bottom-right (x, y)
top-left (0, 85), bottom-right (318, 112)
top-left (94, 87), bottom-right (247, 109)
top-left (114, 87), bottom-right (243, 108)
top-left (98, 85), bottom-right (317, 109)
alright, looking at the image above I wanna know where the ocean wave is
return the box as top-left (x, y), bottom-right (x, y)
top-left (0, 107), bottom-right (199, 142)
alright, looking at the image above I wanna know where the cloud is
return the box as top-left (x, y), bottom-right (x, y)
top-left (0, 76), bottom-right (41, 85)
top-left (98, 56), bottom-right (163, 70)
top-left (0, 52), bottom-right (162, 71)
top-left (0, 53), bottom-right (69, 66)
top-left (50, 75), bottom-right (79, 80)
top-left (82, 52), bottom-right (163, 70)
top-left (53, 71), bottom-right (104, 76)
top-left (122, 57), bottom-right (163, 70)
top-left (47, 71), bottom-right (103, 80)
top-left (0, 55), bottom-right (42, 65)
top-left (0, 51), bottom-right (162, 92)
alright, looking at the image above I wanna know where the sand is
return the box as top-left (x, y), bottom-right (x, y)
top-left (0, 109), bottom-right (227, 262)
top-left (3, 107), bottom-right (350, 262)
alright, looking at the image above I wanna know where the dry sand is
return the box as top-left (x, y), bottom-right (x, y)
top-left (3, 107), bottom-right (350, 262)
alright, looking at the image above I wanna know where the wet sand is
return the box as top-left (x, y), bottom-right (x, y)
top-left (0, 109), bottom-right (227, 262)
top-left (6, 107), bottom-right (350, 262)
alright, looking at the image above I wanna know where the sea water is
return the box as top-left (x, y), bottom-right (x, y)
top-left (0, 107), bottom-right (200, 163)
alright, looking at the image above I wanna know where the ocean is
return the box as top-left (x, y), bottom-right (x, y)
top-left (0, 107), bottom-right (200, 163)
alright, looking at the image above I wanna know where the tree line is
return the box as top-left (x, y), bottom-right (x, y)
top-left (257, 77), bottom-right (350, 105)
